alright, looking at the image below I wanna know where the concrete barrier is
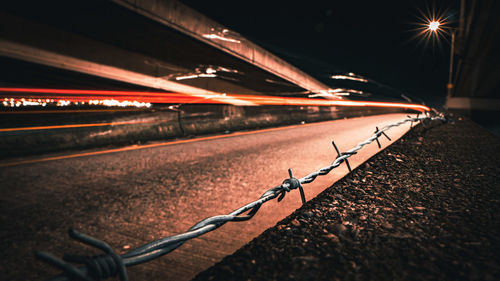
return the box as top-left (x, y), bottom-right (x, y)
top-left (0, 105), bottom-right (402, 158)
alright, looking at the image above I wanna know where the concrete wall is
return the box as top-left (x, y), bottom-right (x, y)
top-left (0, 105), bottom-right (402, 158)
top-left (447, 1), bottom-right (500, 113)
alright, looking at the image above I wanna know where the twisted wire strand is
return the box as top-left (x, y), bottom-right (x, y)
top-left (42, 113), bottom-right (448, 281)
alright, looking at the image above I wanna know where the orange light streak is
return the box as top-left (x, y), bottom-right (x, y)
top-left (0, 88), bottom-right (182, 97)
top-left (0, 88), bottom-right (430, 112)
top-left (0, 120), bottom-right (160, 132)
top-left (0, 109), bottom-right (146, 114)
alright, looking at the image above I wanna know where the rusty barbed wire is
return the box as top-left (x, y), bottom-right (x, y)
top-left (36, 111), bottom-right (449, 281)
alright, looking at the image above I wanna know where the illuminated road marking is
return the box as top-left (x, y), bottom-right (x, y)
top-left (0, 120), bottom-right (162, 132)
top-left (0, 120), bottom-right (335, 167)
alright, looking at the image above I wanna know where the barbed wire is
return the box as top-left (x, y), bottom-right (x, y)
top-left (36, 111), bottom-right (449, 281)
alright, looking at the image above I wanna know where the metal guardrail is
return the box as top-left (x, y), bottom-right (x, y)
top-left (36, 111), bottom-right (449, 281)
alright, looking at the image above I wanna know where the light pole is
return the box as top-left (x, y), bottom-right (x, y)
top-left (446, 29), bottom-right (456, 98)
top-left (427, 20), bottom-right (456, 98)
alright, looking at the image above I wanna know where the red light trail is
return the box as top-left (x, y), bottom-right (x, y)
top-left (0, 88), bottom-right (430, 112)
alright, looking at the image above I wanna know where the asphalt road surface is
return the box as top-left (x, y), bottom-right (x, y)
top-left (1, 113), bottom-right (413, 280)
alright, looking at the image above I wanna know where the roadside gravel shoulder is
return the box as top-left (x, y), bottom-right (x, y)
top-left (193, 117), bottom-right (500, 281)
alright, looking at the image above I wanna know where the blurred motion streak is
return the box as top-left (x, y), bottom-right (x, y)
top-left (0, 88), bottom-right (430, 112)
top-left (330, 75), bottom-right (369, 83)
top-left (0, 109), bottom-right (146, 114)
top-left (0, 120), bottom-right (161, 132)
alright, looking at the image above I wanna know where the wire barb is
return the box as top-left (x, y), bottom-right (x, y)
top-left (331, 140), bottom-right (353, 172)
top-left (408, 115), bottom-right (413, 128)
top-left (36, 229), bottom-right (128, 281)
top-left (35, 251), bottom-right (92, 281)
top-left (279, 168), bottom-right (306, 204)
top-left (374, 127), bottom-right (382, 148)
top-left (374, 126), bottom-right (392, 149)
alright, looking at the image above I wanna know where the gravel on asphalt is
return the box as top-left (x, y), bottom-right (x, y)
top-left (193, 116), bottom-right (500, 281)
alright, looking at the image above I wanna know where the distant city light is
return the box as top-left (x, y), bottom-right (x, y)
top-left (175, 73), bottom-right (217, 81)
top-left (330, 75), bottom-right (368, 83)
top-left (203, 27), bottom-right (242, 43)
top-left (202, 34), bottom-right (241, 43)
top-left (173, 65), bottom-right (241, 81)
top-left (328, 88), bottom-right (344, 93)
top-left (205, 67), bottom-right (217, 74)
top-left (309, 88), bottom-right (367, 98)
top-left (2, 97), bottom-right (151, 108)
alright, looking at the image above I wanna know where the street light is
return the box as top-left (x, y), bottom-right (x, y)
top-left (426, 20), bottom-right (456, 98)
top-left (428, 21), bottom-right (440, 31)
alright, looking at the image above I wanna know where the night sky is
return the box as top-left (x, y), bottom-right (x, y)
top-left (182, 0), bottom-right (460, 105)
